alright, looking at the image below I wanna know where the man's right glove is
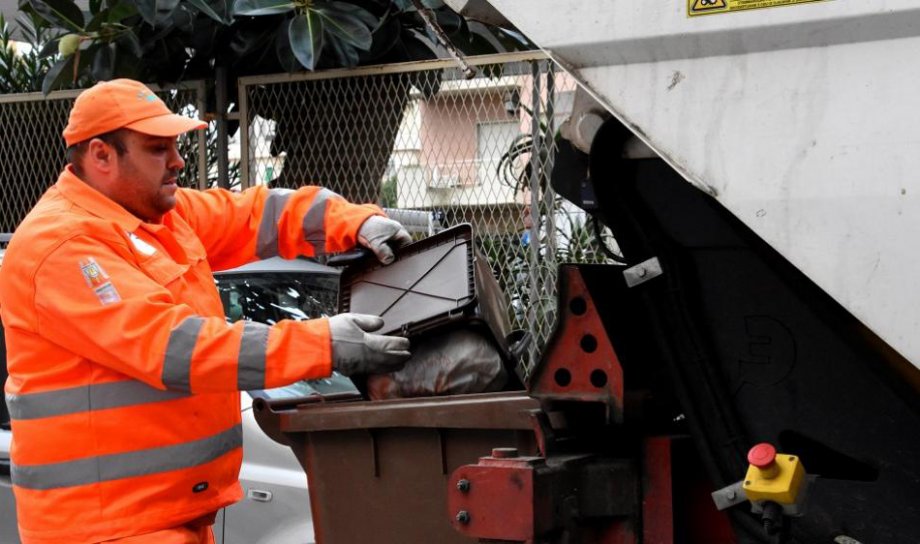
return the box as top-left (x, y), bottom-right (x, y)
top-left (329, 313), bottom-right (411, 376)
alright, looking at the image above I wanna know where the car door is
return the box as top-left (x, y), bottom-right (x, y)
top-left (0, 322), bottom-right (21, 544)
top-left (213, 258), bottom-right (342, 544)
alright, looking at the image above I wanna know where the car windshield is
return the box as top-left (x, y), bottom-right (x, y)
top-left (214, 267), bottom-right (359, 399)
top-left (216, 272), bottom-right (339, 324)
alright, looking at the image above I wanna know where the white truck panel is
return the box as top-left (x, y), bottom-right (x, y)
top-left (488, 0), bottom-right (920, 367)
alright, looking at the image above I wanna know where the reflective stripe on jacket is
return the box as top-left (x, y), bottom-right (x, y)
top-left (0, 167), bottom-right (382, 543)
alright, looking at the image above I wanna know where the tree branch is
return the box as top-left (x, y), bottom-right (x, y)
top-left (410, 0), bottom-right (476, 79)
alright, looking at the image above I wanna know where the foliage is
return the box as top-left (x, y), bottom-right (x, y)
top-left (478, 206), bottom-right (611, 331)
top-left (0, 13), bottom-right (56, 93)
top-left (496, 101), bottom-right (619, 265)
top-left (11, 0), bottom-right (531, 196)
top-left (175, 121), bottom-right (242, 189)
top-left (15, 0), bottom-right (530, 95)
top-left (379, 175), bottom-right (397, 207)
top-left (487, 98), bottom-right (620, 340)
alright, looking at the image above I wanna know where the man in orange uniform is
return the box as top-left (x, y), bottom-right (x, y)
top-left (0, 79), bottom-right (413, 543)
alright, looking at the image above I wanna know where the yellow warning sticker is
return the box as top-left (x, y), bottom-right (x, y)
top-left (689, 0), bottom-right (830, 17)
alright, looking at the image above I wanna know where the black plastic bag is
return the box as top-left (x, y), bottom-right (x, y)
top-left (367, 328), bottom-right (507, 400)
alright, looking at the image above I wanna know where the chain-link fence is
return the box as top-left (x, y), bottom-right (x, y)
top-left (0, 82), bottom-right (207, 232)
top-left (239, 52), bottom-right (614, 378)
top-left (0, 56), bottom-right (614, 379)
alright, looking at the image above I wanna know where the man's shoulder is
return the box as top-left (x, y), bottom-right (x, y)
top-left (8, 206), bottom-right (127, 272)
top-left (173, 186), bottom-right (238, 208)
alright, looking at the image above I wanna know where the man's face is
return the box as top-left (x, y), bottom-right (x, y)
top-left (110, 131), bottom-right (185, 222)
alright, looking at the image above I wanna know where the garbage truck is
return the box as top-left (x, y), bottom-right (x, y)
top-left (254, 2), bottom-right (920, 543)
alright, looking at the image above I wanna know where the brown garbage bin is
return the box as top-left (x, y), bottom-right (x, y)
top-left (254, 391), bottom-right (540, 544)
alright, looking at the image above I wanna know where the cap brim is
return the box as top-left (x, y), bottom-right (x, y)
top-left (125, 113), bottom-right (207, 137)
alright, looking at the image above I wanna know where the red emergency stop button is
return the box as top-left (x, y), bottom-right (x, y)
top-left (748, 443), bottom-right (777, 469)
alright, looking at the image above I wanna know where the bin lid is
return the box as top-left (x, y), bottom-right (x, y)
top-left (339, 224), bottom-right (477, 337)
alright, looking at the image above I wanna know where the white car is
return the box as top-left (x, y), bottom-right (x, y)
top-left (0, 254), bottom-right (348, 544)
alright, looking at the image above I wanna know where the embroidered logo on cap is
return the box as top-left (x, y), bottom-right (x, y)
top-left (136, 90), bottom-right (157, 103)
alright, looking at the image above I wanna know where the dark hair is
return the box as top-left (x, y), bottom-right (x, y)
top-left (67, 129), bottom-right (129, 177)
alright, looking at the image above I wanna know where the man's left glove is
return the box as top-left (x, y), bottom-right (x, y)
top-left (329, 313), bottom-right (411, 376)
top-left (358, 216), bottom-right (412, 265)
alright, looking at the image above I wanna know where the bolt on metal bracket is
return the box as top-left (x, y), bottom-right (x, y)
top-left (711, 481), bottom-right (747, 510)
top-left (623, 257), bottom-right (663, 288)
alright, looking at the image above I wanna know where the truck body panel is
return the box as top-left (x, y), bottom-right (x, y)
top-left (256, 4), bottom-right (920, 542)
top-left (486, 0), bottom-right (920, 368)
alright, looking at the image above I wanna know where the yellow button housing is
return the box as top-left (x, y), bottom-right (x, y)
top-left (742, 454), bottom-right (805, 504)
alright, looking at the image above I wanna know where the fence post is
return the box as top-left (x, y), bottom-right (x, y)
top-left (195, 80), bottom-right (208, 190)
top-left (527, 59), bottom-right (544, 359)
top-left (215, 66), bottom-right (231, 190)
top-left (238, 75), bottom-right (250, 190)
top-left (542, 61), bottom-right (557, 263)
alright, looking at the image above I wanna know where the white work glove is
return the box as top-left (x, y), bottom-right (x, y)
top-left (357, 216), bottom-right (412, 265)
top-left (329, 313), bottom-right (411, 376)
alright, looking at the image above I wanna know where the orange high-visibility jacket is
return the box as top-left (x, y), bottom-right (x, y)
top-left (0, 167), bottom-right (382, 543)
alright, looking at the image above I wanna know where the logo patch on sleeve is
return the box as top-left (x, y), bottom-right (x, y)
top-left (79, 257), bottom-right (109, 288)
top-left (79, 258), bottom-right (122, 305)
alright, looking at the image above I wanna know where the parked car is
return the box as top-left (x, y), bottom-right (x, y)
top-left (0, 253), bottom-right (350, 544)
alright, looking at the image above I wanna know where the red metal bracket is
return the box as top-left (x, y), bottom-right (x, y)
top-left (528, 265), bottom-right (625, 421)
top-left (447, 448), bottom-right (638, 543)
top-left (447, 449), bottom-right (543, 542)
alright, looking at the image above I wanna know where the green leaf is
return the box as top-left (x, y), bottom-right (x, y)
top-left (26, 0), bottom-right (85, 32)
top-left (134, 0), bottom-right (155, 24)
top-left (188, 15), bottom-right (221, 54)
top-left (233, 0), bottom-right (296, 17)
top-left (41, 54), bottom-right (74, 94)
top-left (147, 4), bottom-right (192, 40)
top-left (116, 29), bottom-right (143, 56)
top-left (38, 36), bottom-right (61, 58)
top-left (401, 27), bottom-right (437, 59)
top-left (288, 11), bottom-right (323, 70)
top-left (391, 0), bottom-right (444, 11)
top-left (112, 39), bottom-right (142, 78)
top-left (107, 2), bottom-right (139, 23)
top-left (227, 20), bottom-right (277, 60)
top-left (273, 17), bottom-right (300, 72)
top-left (85, 10), bottom-right (105, 30)
top-left (186, 0), bottom-right (225, 23)
top-left (464, 21), bottom-right (530, 55)
top-left (363, 14), bottom-right (399, 61)
top-left (316, 7), bottom-right (371, 51)
top-left (91, 41), bottom-right (115, 80)
top-left (325, 30), bottom-right (358, 66)
top-left (326, 2), bottom-right (377, 28)
top-left (84, 3), bottom-right (135, 32)
top-left (135, 0), bottom-right (180, 26)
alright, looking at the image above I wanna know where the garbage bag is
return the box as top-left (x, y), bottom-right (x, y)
top-left (367, 328), bottom-right (507, 400)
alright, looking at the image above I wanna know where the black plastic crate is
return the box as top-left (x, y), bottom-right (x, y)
top-left (338, 223), bottom-right (511, 354)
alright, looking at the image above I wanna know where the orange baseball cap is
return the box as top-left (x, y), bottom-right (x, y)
top-left (63, 79), bottom-right (207, 147)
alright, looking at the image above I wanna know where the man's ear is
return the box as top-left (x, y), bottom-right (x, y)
top-left (86, 138), bottom-right (116, 173)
